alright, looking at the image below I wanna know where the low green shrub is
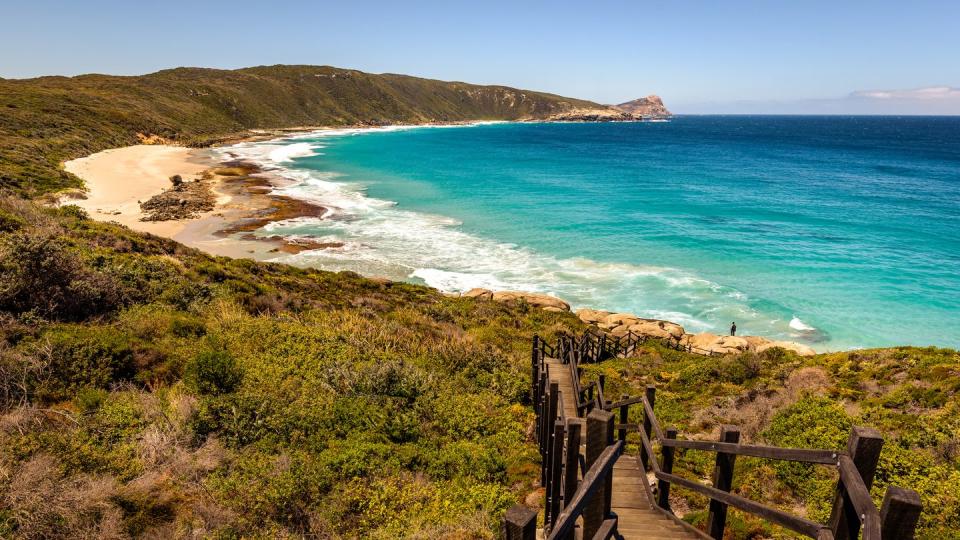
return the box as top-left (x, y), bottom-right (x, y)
top-left (184, 349), bottom-right (242, 396)
top-left (0, 231), bottom-right (125, 321)
top-left (33, 325), bottom-right (135, 401)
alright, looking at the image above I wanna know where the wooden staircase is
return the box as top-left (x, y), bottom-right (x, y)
top-left (543, 357), bottom-right (696, 539)
top-left (504, 333), bottom-right (923, 540)
top-left (612, 455), bottom-right (693, 539)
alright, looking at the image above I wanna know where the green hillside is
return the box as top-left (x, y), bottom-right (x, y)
top-left (1, 199), bottom-right (957, 538)
top-left (0, 65), bottom-right (957, 538)
top-left (0, 65), bottom-right (603, 196)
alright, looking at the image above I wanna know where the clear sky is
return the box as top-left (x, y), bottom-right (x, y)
top-left (2, 0), bottom-right (959, 114)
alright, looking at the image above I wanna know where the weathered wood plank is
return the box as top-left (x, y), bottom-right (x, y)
top-left (657, 470), bottom-right (827, 538)
top-left (547, 441), bottom-right (623, 540)
top-left (662, 438), bottom-right (840, 464)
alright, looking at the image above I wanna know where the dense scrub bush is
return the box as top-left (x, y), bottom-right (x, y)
top-left (184, 350), bottom-right (242, 396)
top-left (0, 231), bottom-right (125, 320)
top-left (762, 397), bottom-right (852, 521)
top-left (29, 325), bottom-right (135, 401)
top-left (0, 208), bottom-right (25, 232)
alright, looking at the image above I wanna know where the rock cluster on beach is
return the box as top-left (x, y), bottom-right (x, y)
top-left (576, 309), bottom-right (815, 356)
top-left (139, 175), bottom-right (215, 221)
top-left (462, 289), bottom-right (571, 312)
top-left (455, 288), bottom-right (815, 356)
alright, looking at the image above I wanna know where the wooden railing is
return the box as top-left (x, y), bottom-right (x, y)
top-left (505, 334), bottom-right (924, 540)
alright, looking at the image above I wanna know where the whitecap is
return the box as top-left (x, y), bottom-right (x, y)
top-left (789, 316), bottom-right (817, 332)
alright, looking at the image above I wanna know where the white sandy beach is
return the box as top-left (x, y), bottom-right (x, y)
top-left (64, 145), bottom-right (212, 237)
top-left (63, 144), bottom-right (284, 258)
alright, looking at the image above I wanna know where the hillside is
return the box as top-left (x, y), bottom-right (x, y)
top-left (1, 198), bottom-right (957, 538)
top-left (0, 65), bottom-right (614, 197)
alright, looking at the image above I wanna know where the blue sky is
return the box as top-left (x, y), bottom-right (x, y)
top-left (2, 0), bottom-right (959, 114)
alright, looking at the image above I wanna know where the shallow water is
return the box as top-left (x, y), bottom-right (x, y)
top-left (220, 117), bottom-right (960, 351)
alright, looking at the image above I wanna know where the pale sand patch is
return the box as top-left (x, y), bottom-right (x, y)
top-left (64, 145), bottom-right (213, 237)
top-left (62, 144), bottom-right (295, 261)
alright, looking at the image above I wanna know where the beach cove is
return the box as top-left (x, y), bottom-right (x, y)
top-left (61, 117), bottom-right (960, 352)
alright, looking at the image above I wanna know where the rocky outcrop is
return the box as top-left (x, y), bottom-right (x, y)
top-left (139, 176), bottom-right (215, 221)
top-left (545, 107), bottom-right (636, 122)
top-left (462, 289), bottom-right (570, 312)
top-left (576, 309), bottom-right (685, 344)
top-left (464, 292), bottom-right (815, 356)
top-left (611, 95), bottom-right (672, 119)
top-left (682, 333), bottom-right (750, 355)
top-left (682, 333), bottom-right (816, 356)
top-left (462, 288), bottom-right (494, 300)
top-left (576, 308), bottom-right (815, 356)
top-left (491, 291), bottom-right (570, 312)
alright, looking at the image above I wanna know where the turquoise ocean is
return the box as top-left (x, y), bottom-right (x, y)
top-left (219, 117), bottom-right (960, 351)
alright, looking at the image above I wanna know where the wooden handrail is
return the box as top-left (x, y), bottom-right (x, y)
top-left (592, 518), bottom-right (618, 540)
top-left (641, 396), bottom-right (665, 441)
top-left (523, 335), bottom-right (921, 540)
top-left (656, 470), bottom-right (831, 539)
top-left (838, 455), bottom-right (881, 539)
top-left (548, 441), bottom-right (623, 540)
top-left (662, 439), bottom-right (841, 465)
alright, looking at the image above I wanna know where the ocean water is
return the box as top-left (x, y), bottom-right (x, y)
top-left (219, 117), bottom-right (960, 351)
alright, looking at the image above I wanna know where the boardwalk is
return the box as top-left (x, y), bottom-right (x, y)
top-left (508, 333), bottom-right (922, 540)
top-left (543, 357), bottom-right (695, 539)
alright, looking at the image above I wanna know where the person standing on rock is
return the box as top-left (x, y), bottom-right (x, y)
top-left (730, 322), bottom-right (737, 336)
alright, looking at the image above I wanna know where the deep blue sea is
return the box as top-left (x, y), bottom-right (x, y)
top-left (221, 117), bottom-right (960, 351)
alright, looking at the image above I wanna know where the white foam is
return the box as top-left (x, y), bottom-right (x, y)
top-left (412, 268), bottom-right (511, 292)
top-left (789, 316), bottom-right (817, 332)
top-left (267, 142), bottom-right (318, 163)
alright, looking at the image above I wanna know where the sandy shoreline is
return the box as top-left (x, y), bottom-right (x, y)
top-left (64, 145), bottom-right (214, 238)
top-left (62, 143), bottom-right (324, 260)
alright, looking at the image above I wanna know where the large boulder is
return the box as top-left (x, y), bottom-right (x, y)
top-left (576, 308), bottom-right (610, 324)
top-left (598, 312), bottom-right (641, 331)
top-left (626, 319), bottom-right (685, 341)
top-left (683, 333), bottom-right (751, 355)
top-left (684, 333), bottom-right (816, 356)
top-left (462, 288), bottom-right (493, 300)
top-left (491, 291), bottom-right (570, 312)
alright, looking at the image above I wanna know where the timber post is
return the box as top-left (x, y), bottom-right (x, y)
top-left (880, 486), bottom-right (922, 540)
top-left (531, 335), bottom-right (540, 403)
top-left (503, 504), bottom-right (537, 540)
top-left (541, 382), bottom-right (559, 488)
top-left (708, 425), bottom-right (741, 539)
top-left (547, 420), bottom-right (564, 526)
top-left (563, 420), bottom-right (581, 512)
top-left (618, 394), bottom-right (629, 443)
top-left (583, 409), bottom-right (615, 539)
top-left (830, 426), bottom-right (883, 540)
top-left (641, 385), bottom-right (656, 470)
top-left (658, 426), bottom-right (678, 511)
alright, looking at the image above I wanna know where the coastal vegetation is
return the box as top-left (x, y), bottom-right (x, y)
top-left (577, 344), bottom-right (960, 539)
top-left (1, 198), bottom-right (957, 538)
top-left (0, 65), bottom-right (608, 197)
